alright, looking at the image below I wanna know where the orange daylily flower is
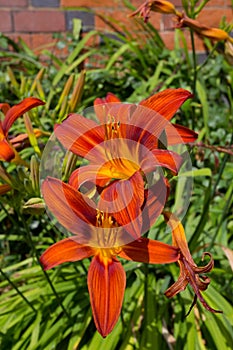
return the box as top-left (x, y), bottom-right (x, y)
top-left (176, 14), bottom-right (233, 43)
top-left (40, 177), bottom-right (180, 337)
top-left (129, 0), bottom-right (181, 23)
top-left (55, 89), bottom-right (197, 231)
top-left (163, 212), bottom-right (222, 314)
top-left (0, 97), bottom-right (45, 162)
top-left (95, 91), bottom-right (198, 145)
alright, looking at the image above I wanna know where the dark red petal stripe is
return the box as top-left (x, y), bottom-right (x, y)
top-left (119, 237), bottom-right (179, 263)
top-left (88, 254), bottom-right (126, 337)
top-left (40, 238), bottom-right (95, 270)
top-left (139, 88), bottom-right (193, 121)
top-left (166, 123), bottom-right (198, 145)
top-left (42, 177), bottom-right (97, 235)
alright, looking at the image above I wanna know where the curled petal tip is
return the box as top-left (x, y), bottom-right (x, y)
top-left (164, 211), bottom-right (222, 314)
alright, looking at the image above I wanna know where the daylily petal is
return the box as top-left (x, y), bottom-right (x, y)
top-left (40, 238), bottom-right (95, 270)
top-left (163, 213), bottom-right (216, 274)
top-left (167, 123), bottom-right (198, 145)
top-left (128, 105), bottom-right (169, 142)
top-left (99, 171), bottom-right (145, 238)
top-left (119, 237), bottom-right (179, 263)
top-left (129, 0), bottom-right (179, 22)
top-left (119, 120), bottom-right (162, 153)
top-left (141, 149), bottom-right (183, 175)
top-left (0, 139), bottom-right (15, 161)
top-left (94, 92), bottom-right (121, 105)
top-left (163, 211), bottom-right (222, 314)
top-left (141, 177), bottom-right (169, 234)
top-left (55, 114), bottom-right (105, 161)
top-left (11, 133), bottom-right (32, 146)
top-left (0, 103), bottom-right (11, 115)
top-left (176, 15), bottom-right (231, 42)
top-left (165, 260), bottom-right (188, 297)
top-left (139, 88), bottom-right (193, 122)
top-left (10, 129), bottom-right (44, 150)
top-left (94, 95), bottom-right (132, 125)
top-left (2, 97), bottom-right (45, 135)
top-left (42, 177), bottom-right (97, 238)
top-left (0, 183), bottom-right (12, 195)
top-left (69, 164), bottom-right (112, 189)
top-left (163, 211), bottom-right (193, 262)
top-left (108, 104), bottom-right (133, 126)
top-left (0, 123), bottom-right (4, 138)
top-left (88, 254), bottom-right (126, 337)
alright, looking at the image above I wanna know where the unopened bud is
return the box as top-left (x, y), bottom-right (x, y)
top-left (22, 197), bottom-right (45, 215)
top-left (30, 155), bottom-right (40, 195)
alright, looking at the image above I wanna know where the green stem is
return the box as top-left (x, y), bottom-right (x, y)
top-left (0, 267), bottom-right (37, 313)
top-left (196, 42), bottom-right (219, 73)
top-left (211, 151), bottom-right (230, 198)
top-left (189, 178), bottom-right (212, 250)
top-left (209, 186), bottom-right (233, 249)
top-left (143, 264), bottom-right (149, 326)
top-left (0, 201), bottom-right (18, 226)
top-left (190, 29), bottom-right (197, 130)
top-left (189, 137), bottom-right (232, 250)
top-left (21, 216), bottom-right (72, 322)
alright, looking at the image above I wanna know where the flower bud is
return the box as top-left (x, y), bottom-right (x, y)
top-left (22, 197), bottom-right (45, 215)
top-left (176, 15), bottom-right (231, 42)
top-left (129, 0), bottom-right (180, 23)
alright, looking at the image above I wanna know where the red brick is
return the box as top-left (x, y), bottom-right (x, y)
top-left (31, 33), bottom-right (69, 58)
top-left (197, 8), bottom-right (232, 27)
top-left (61, 0), bottom-right (120, 8)
top-left (186, 32), bottom-right (206, 52)
top-left (9, 33), bottom-right (67, 58)
top-left (205, 0), bottom-right (229, 6)
top-left (146, 12), bottom-right (162, 31)
top-left (130, 0), bottom-right (145, 6)
top-left (109, 8), bottom-right (142, 28)
top-left (161, 13), bottom-right (177, 31)
top-left (95, 10), bottom-right (113, 31)
top-left (13, 10), bottom-right (66, 32)
top-left (0, 10), bottom-right (12, 32)
top-left (171, 0), bottom-right (182, 5)
top-left (8, 33), bottom-right (32, 48)
top-left (31, 33), bottom-right (55, 49)
top-left (95, 7), bottom-right (162, 32)
top-left (0, 0), bottom-right (27, 6)
top-left (160, 31), bottom-right (175, 50)
top-left (130, 0), bottom-right (182, 9)
top-left (226, 0), bottom-right (233, 6)
top-left (161, 29), bottom-right (206, 52)
top-left (95, 8), bottom-right (132, 31)
top-left (82, 31), bottom-right (100, 47)
top-left (162, 7), bottom-right (232, 32)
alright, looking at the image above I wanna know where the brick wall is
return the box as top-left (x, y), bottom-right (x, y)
top-left (0, 0), bottom-right (232, 54)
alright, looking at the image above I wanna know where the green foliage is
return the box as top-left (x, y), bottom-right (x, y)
top-left (0, 0), bottom-right (233, 349)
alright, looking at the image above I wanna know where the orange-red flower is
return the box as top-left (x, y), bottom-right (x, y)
top-left (129, 0), bottom-right (180, 23)
top-left (163, 212), bottom-right (222, 314)
top-left (176, 14), bottom-right (233, 43)
top-left (0, 97), bottom-right (45, 162)
top-left (55, 89), bottom-right (197, 231)
top-left (40, 177), bottom-right (180, 337)
top-left (95, 90), bottom-right (197, 144)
